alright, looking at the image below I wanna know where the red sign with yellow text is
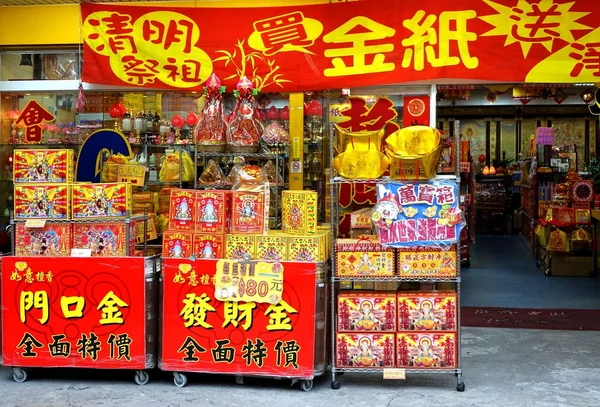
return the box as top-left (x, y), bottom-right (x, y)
top-left (1, 257), bottom-right (147, 369)
top-left (161, 259), bottom-right (317, 378)
top-left (82, 0), bottom-right (600, 91)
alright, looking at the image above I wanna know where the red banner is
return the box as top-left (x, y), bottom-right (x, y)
top-left (81, 1), bottom-right (600, 92)
top-left (161, 259), bottom-right (317, 378)
top-left (1, 257), bottom-right (148, 369)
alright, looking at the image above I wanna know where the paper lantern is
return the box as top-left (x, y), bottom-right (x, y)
top-left (171, 114), bottom-right (184, 128)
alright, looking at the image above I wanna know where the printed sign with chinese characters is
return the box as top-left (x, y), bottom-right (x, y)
top-left (161, 259), bottom-right (316, 377)
top-left (1, 257), bottom-right (147, 368)
top-left (214, 260), bottom-right (284, 305)
top-left (373, 181), bottom-right (462, 247)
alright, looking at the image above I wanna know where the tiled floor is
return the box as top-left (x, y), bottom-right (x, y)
top-left (462, 235), bottom-right (600, 309)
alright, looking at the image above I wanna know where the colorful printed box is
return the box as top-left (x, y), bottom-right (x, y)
top-left (225, 234), bottom-right (255, 260)
top-left (397, 291), bottom-right (457, 331)
top-left (117, 164), bottom-right (146, 187)
top-left (158, 188), bottom-right (175, 214)
top-left (15, 222), bottom-right (72, 256)
top-left (196, 190), bottom-right (230, 234)
top-left (230, 190), bottom-right (268, 235)
top-left (193, 233), bottom-right (225, 260)
top-left (72, 222), bottom-right (135, 256)
top-left (162, 231), bottom-right (194, 259)
top-left (336, 333), bottom-right (395, 368)
top-left (72, 183), bottom-right (131, 219)
top-left (335, 237), bottom-right (395, 277)
top-left (132, 215), bottom-right (158, 243)
top-left (396, 332), bottom-right (457, 369)
top-left (14, 183), bottom-right (70, 219)
top-left (288, 235), bottom-right (322, 262)
top-left (256, 235), bottom-right (288, 261)
top-left (13, 149), bottom-right (74, 183)
top-left (169, 189), bottom-right (196, 231)
top-left (397, 249), bottom-right (457, 278)
top-left (282, 190), bottom-right (318, 235)
top-left (337, 292), bottom-right (396, 332)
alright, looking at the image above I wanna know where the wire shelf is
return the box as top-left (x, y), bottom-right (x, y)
top-left (196, 152), bottom-right (281, 159)
top-left (333, 367), bottom-right (461, 375)
top-left (333, 276), bottom-right (460, 283)
top-left (330, 175), bottom-right (458, 184)
top-left (12, 215), bottom-right (148, 224)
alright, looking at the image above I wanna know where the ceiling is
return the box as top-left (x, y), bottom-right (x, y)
top-left (0, 0), bottom-right (181, 6)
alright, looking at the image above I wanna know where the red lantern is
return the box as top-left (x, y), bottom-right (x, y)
top-left (171, 114), bottom-right (184, 129)
top-left (280, 106), bottom-right (290, 120)
top-left (117, 102), bottom-right (126, 116)
top-left (266, 106), bottom-right (280, 121)
top-left (5, 154), bottom-right (13, 167)
top-left (109, 103), bottom-right (124, 119)
top-left (478, 154), bottom-right (486, 164)
top-left (307, 100), bottom-right (323, 117)
top-left (186, 112), bottom-right (199, 126)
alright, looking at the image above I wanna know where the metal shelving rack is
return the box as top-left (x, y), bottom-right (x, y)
top-left (328, 93), bottom-right (464, 392)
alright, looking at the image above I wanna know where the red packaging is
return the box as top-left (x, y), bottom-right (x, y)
top-left (169, 189), bottom-right (196, 231)
top-left (337, 292), bottom-right (396, 332)
top-left (192, 233), bottom-right (225, 260)
top-left (397, 291), bottom-right (457, 331)
top-left (336, 333), bottom-right (395, 368)
top-left (15, 222), bottom-right (72, 256)
top-left (396, 332), bottom-right (457, 369)
top-left (195, 190), bottom-right (230, 234)
top-left (230, 190), bottom-right (267, 234)
top-left (162, 231), bottom-right (194, 259)
top-left (72, 222), bottom-right (135, 256)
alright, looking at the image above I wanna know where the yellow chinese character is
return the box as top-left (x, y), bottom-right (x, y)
top-left (61, 296), bottom-right (85, 319)
top-left (402, 10), bottom-right (478, 71)
top-left (97, 291), bottom-right (129, 325)
top-left (20, 291), bottom-right (49, 324)
top-left (180, 293), bottom-right (215, 328)
top-left (189, 270), bottom-right (198, 287)
top-left (222, 301), bottom-right (257, 331)
top-left (46, 271), bottom-right (53, 282)
top-left (173, 271), bottom-right (185, 284)
top-left (323, 16), bottom-right (396, 77)
top-left (200, 274), bottom-right (210, 285)
top-left (36, 272), bottom-right (45, 282)
top-left (264, 299), bottom-right (298, 331)
top-left (24, 269), bottom-right (34, 283)
top-left (10, 270), bottom-right (22, 281)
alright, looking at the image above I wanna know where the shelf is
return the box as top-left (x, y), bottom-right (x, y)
top-left (130, 143), bottom-right (195, 150)
top-left (196, 152), bottom-right (281, 159)
top-left (333, 367), bottom-right (461, 375)
top-left (196, 184), bottom-right (285, 190)
top-left (12, 215), bottom-right (148, 224)
top-left (0, 143), bottom-right (82, 147)
top-left (334, 276), bottom-right (460, 283)
top-left (331, 175), bottom-right (458, 184)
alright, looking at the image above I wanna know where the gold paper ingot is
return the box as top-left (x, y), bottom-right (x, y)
top-left (332, 150), bottom-right (390, 179)
top-left (334, 123), bottom-right (386, 154)
top-left (386, 145), bottom-right (443, 181)
top-left (385, 126), bottom-right (441, 156)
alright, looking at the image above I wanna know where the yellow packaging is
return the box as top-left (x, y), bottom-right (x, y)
top-left (117, 164), bottom-right (146, 187)
top-left (335, 236), bottom-right (395, 277)
top-left (225, 234), bottom-right (256, 260)
top-left (13, 149), bottom-right (74, 183)
top-left (282, 190), bottom-right (318, 235)
top-left (288, 235), bottom-right (322, 262)
top-left (71, 182), bottom-right (132, 219)
top-left (133, 192), bottom-right (155, 203)
top-left (255, 235), bottom-right (288, 261)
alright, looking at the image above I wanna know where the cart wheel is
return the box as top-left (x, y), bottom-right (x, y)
top-left (456, 382), bottom-right (465, 392)
top-left (300, 380), bottom-right (313, 392)
top-left (544, 269), bottom-right (551, 277)
top-left (173, 372), bottom-right (188, 388)
top-left (536, 260), bottom-right (541, 268)
top-left (331, 380), bottom-right (341, 390)
top-left (12, 368), bottom-right (27, 383)
top-left (134, 370), bottom-right (149, 386)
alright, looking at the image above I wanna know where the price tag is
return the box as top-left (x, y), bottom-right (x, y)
top-left (71, 248), bottom-right (92, 257)
top-left (25, 219), bottom-right (46, 228)
top-left (215, 260), bottom-right (284, 304)
top-left (383, 368), bottom-right (406, 380)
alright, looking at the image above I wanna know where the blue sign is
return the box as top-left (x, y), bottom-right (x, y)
top-left (76, 129), bottom-right (133, 182)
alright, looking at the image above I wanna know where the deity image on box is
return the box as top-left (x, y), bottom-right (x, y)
top-left (231, 191), bottom-right (267, 234)
top-left (256, 236), bottom-right (287, 261)
top-left (14, 184), bottom-right (69, 219)
top-left (226, 235), bottom-right (255, 260)
top-left (13, 149), bottom-right (72, 183)
top-left (169, 190), bottom-right (195, 230)
top-left (72, 223), bottom-right (131, 256)
top-left (397, 292), bottom-right (457, 331)
top-left (193, 234), bottom-right (225, 260)
top-left (72, 184), bottom-right (129, 218)
top-left (335, 238), bottom-right (395, 277)
top-left (397, 333), bottom-right (456, 369)
top-left (338, 293), bottom-right (396, 331)
top-left (162, 232), bottom-right (193, 259)
top-left (16, 223), bottom-right (71, 256)
top-left (336, 333), bottom-right (395, 368)
top-left (196, 191), bottom-right (229, 234)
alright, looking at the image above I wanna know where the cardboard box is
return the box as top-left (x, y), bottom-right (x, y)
top-left (397, 249), bottom-right (457, 278)
top-left (550, 252), bottom-right (592, 276)
top-left (336, 333), bottom-right (395, 368)
top-left (397, 291), bottom-right (457, 331)
top-left (337, 292), bottom-right (396, 332)
top-left (14, 183), bottom-right (70, 219)
top-left (225, 234), bottom-right (255, 260)
top-left (350, 208), bottom-right (373, 229)
top-left (117, 164), bottom-right (146, 187)
top-left (133, 192), bottom-right (155, 203)
top-left (132, 215), bottom-right (158, 243)
top-left (15, 222), bottom-right (72, 256)
top-left (162, 231), bottom-right (194, 259)
top-left (169, 189), bottom-right (196, 231)
top-left (255, 235), bottom-right (288, 261)
top-left (335, 237), bottom-right (395, 277)
top-left (396, 332), bottom-right (457, 369)
top-left (282, 190), bottom-right (318, 235)
top-left (158, 188), bottom-right (175, 214)
top-left (193, 233), bottom-right (225, 260)
top-left (195, 190), bottom-right (230, 234)
top-left (72, 222), bottom-right (135, 256)
top-left (373, 282), bottom-right (400, 291)
top-left (72, 183), bottom-right (131, 219)
top-left (288, 235), bottom-right (322, 262)
top-left (13, 149), bottom-right (74, 183)
top-left (230, 190), bottom-right (268, 235)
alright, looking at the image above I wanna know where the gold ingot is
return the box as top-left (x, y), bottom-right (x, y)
top-left (385, 126), bottom-right (441, 156)
top-left (386, 145), bottom-right (443, 181)
top-left (332, 150), bottom-right (390, 179)
top-left (334, 123), bottom-right (386, 154)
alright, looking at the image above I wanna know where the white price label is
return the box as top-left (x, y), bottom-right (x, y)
top-left (25, 219), bottom-right (46, 228)
top-left (383, 368), bottom-right (406, 380)
top-left (70, 249), bottom-right (92, 257)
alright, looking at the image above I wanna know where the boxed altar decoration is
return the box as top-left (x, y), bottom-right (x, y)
top-left (15, 222), bottom-right (72, 256)
top-left (225, 234), bottom-right (255, 260)
top-left (117, 163), bottom-right (146, 186)
top-left (196, 190), bottom-right (230, 234)
top-left (570, 180), bottom-right (593, 203)
top-left (193, 233), bottom-right (225, 260)
top-left (288, 235), bottom-right (323, 262)
top-left (255, 235), bottom-right (287, 261)
top-left (169, 189), bottom-right (195, 231)
top-left (101, 154), bottom-right (129, 182)
top-left (282, 190), bottom-right (318, 235)
top-left (546, 207), bottom-right (576, 225)
top-left (397, 291), bottom-right (457, 331)
top-left (335, 333), bottom-right (395, 368)
top-left (397, 248), bottom-right (457, 278)
top-left (162, 231), bottom-right (194, 259)
top-left (230, 190), bottom-right (268, 235)
top-left (13, 149), bottom-right (74, 183)
top-left (227, 77), bottom-right (263, 153)
top-left (14, 183), bottom-right (70, 219)
top-left (337, 292), bottom-right (396, 332)
top-left (196, 73), bottom-right (227, 152)
top-left (396, 332), bottom-right (457, 369)
top-left (72, 222), bottom-right (135, 256)
top-left (132, 214), bottom-right (158, 243)
top-left (335, 237), bottom-right (395, 278)
top-left (71, 182), bottom-right (131, 219)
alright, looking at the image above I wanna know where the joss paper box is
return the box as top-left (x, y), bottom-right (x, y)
top-left (162, 231), bottom-right (194, 259)
top-left (195, 190), bottom-right (230, 234)
top-left (396, 332), bottom-right (457, 369)
top-left (282, 190), bottom-right (318, 235)
top-left (132, 215), bottom-right (158, 243)
top-left (14, 183), bottom-right (70, 219)
top-left (193, 233), bottom-right (225, 260)
top-left (336, 333), bottom-right (395, 368)
top-left (256, 235), bottom-right (288, 261)
top-left (397, 291), bottom-right (457, 331)
top-left (335, 237), bottom-right (395, 277)
top-left (397, 248), bottom-right (457, 278)
top-left (72, 222), bottom-right (135, 257)
top-left (287, 235), bottom-right (322, 262)
top-left (230, 190), bottom-right (268, 235)
top-left (15, 222), bottom-right (72, 256)
top-left (169, 189), bottom-right (196, 231)
top-left (337, 292), bottom-right (396, 332)
top-left (72, 182), bottom-right (131, 219)
top-left (225, 234), bottom-right (255, 260)
top-left (13, 149), bottom-right (74, 183)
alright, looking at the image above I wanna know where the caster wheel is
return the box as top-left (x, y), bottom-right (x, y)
top-left (300, 380), bottom-right (313, 392)
top-left (235, 375), bottom-right (244, 385)
top-left (544, 269), bottom-right (551, 277)
top-left (456, 382), bottom-right (465, 392)
top-left (331, 380), bottom-right (341, 390)
top-left (12, 368), bottom-right (27, 383)
top-left (135, 371), bottom-right (149, 386)
top-left (173, 372), bottom-right (188, 388)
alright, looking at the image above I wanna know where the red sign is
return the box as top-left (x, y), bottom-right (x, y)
top-left (161, 259), bottom-right (317, 378)
top-left (1, 257), bottom-right (147, 369)
top-left (81, 1), bottom-right (600, 91)
top-left (15, 101), bottom-right (56, 144)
